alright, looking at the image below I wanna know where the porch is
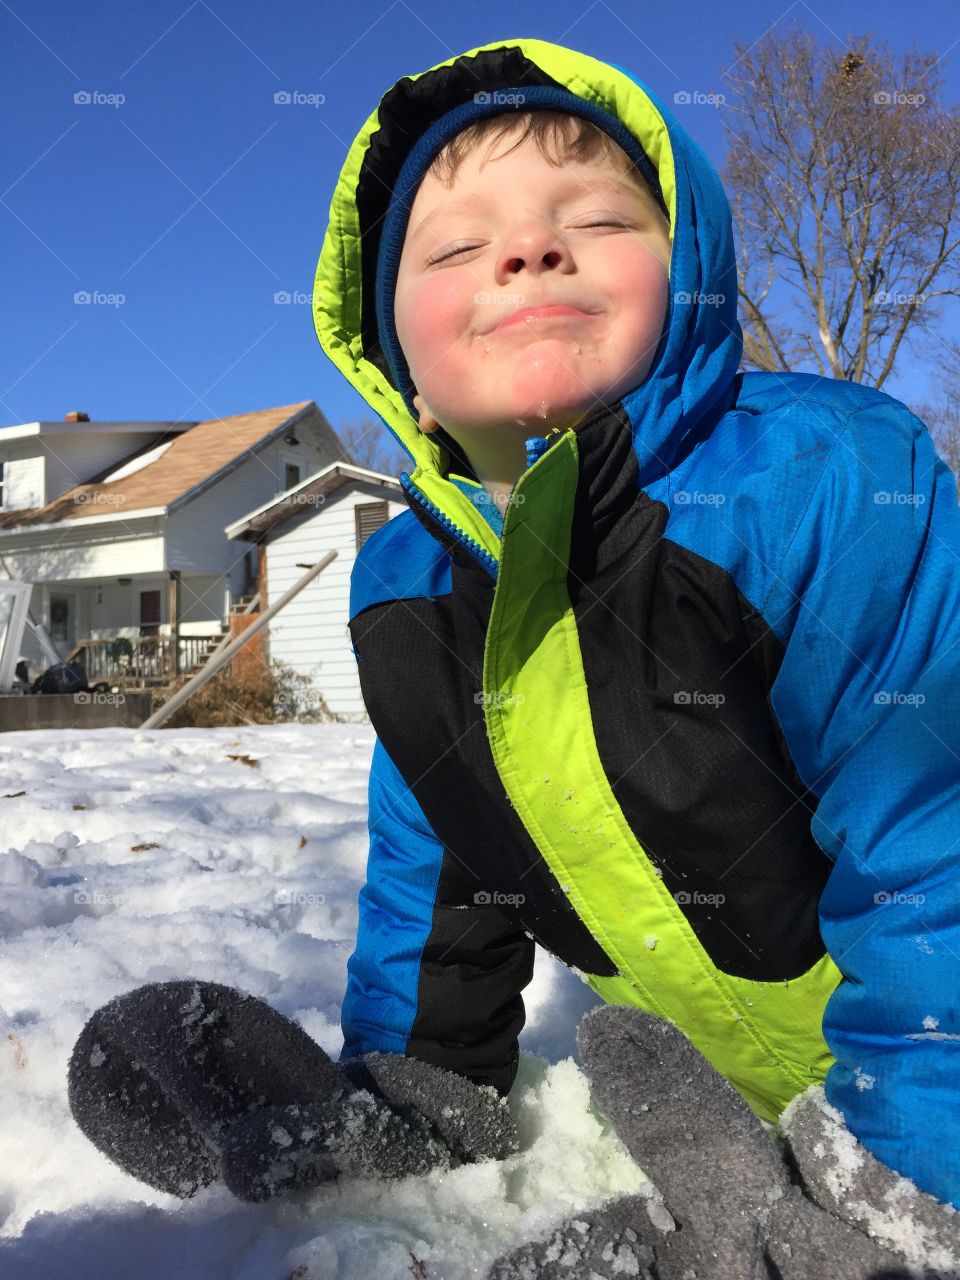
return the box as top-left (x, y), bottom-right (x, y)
top-left (18, 566), bottom-right (260, 688)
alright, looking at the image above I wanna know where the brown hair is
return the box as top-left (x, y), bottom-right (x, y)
top-left (427, 109), bottom-right (660, 210)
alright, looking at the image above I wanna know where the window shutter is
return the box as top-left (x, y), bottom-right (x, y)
top-left (355, 500), bottom-right (389, 550)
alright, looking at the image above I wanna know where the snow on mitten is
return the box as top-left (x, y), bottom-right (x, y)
top-left (487, 1006), bottom-right (928, 1280)
top-left (221, 1052), bottom-right (519, 1202)
top-left (772, 1086), bottom-right (960, 1277)
top-left (339, 1051), bottom-right (519, 1164)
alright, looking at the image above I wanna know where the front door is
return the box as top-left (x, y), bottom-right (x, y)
top-left (139, 589), bottom-right (161, 637)
top-left (49, 591), bottom-right (79, 651)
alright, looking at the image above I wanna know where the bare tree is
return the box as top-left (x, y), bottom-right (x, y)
top-left (723, 29), bottom-right (960, 386)
top-left (335, 417), bottom-right (408, 475)
top-left (910, 333), bottom-right (960, 491)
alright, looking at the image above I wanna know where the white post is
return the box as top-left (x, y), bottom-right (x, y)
top-left (140, 551), bottom-right (336, 730)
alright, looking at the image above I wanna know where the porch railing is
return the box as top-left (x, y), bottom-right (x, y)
top-left (66, 635), bottom-right (222, 686)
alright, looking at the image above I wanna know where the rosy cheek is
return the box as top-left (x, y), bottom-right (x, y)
top-left (401, 276), bottom-right (468, 375)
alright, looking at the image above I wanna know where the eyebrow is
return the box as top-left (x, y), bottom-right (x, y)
top-left (408, 177), bottom-right (644, 241)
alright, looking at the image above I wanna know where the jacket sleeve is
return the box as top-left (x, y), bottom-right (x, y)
top-left (338, 733), bottom-right (535, 1096)
top-left (764, 397), bottom-right (960, 1209)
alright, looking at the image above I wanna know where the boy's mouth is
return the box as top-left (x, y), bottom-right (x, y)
top-left (489, 304), bottom-right (593, 333)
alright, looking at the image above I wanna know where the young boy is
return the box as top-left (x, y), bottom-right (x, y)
top-left (315, 36), bottom-right (960, 1208)
top-left (68, 35), bottom-right (960, 1274)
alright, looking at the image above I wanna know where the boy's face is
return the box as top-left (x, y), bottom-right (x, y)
top-left (394, 127), bottom-right (672, 450)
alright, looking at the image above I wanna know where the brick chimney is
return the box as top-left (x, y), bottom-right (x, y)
top-left (64, 411), bottom-right (90, 423)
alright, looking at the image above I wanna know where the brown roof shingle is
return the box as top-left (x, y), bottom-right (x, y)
top-left (0, 401), bottom-right (313, 529)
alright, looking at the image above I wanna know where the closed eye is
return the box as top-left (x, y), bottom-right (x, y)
top-left (425, 243), bottom-right (479, 265)
top-left (424, 220), bottom-right (636, 265)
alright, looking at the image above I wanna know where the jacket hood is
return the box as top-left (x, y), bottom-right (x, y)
top-left (313, 37), bottom-right (742, 534)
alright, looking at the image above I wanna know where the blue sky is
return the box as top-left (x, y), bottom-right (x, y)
top-left (2, 0), bottom-right (959, 446)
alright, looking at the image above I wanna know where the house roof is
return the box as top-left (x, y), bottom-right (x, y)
top-left (225, 462), bottom-right (401, 541)
top-left (0, 401), bottom-right (315, 531)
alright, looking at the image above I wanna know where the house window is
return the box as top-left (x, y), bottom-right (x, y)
top-left (284, 462), bottom-right (301, 490)
top-left (0, 459), bottom-right (4, 508)
top-left (355, 501), bottom-right (389, 550)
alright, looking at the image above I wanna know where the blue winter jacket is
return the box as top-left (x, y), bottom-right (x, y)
top-left (312, 37), bottom-right (960, 1209)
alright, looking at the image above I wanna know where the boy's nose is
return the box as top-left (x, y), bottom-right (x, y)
top-left (496, 220), bottom-right (574, 280)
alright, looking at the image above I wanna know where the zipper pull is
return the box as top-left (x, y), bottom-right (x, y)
top-left (524, 427), bottom-right (565, 471)
top-left (524, 436), bottom-right (549, 469)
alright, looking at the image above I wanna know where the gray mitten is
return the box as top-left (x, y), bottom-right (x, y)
top-left (222, 1049), bottom-right (518, 1202)
top-left (68, 978), bottom-right (517, 1204)
top-left (488, 1006), bottom-right (960, 1280)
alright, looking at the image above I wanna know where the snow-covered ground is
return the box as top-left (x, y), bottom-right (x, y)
top-left (0, 723), bottom-right (648, 1280)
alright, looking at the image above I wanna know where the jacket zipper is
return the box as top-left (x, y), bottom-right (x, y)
top-left (400, 426), bottom-right (567, 575)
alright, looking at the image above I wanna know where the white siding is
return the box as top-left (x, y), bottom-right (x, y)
top-left (264, 482), bottom-right (405, 719)
top-left (0, 519), bottom-right (166, 582)
top-left (42, 432), bottom-right (155, 503)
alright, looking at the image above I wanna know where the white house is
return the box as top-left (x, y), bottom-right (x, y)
top-left (0, 401), bottom-right (347, 685)
top-left (226, 463), bottom-right (406, 720)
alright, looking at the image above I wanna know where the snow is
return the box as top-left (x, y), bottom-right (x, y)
top-left (100, 439), bottom-right (173, 483)
top-left (0, 723), bottom-right (646, 1279)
